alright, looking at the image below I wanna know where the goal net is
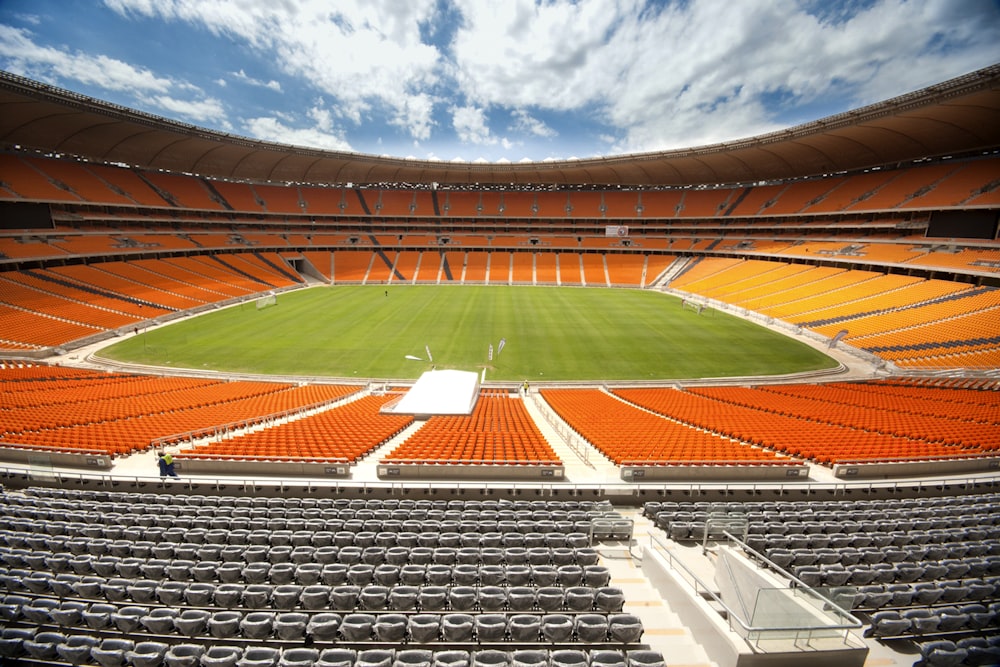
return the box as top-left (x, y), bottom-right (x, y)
top-left (256, 293), bottom-right (277, 310)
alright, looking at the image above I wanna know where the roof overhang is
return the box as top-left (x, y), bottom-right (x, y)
top-left (1, 65), bottom-right (998, 187)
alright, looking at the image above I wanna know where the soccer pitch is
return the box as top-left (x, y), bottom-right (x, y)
top-left (102, 285), bottom-right (837, 381)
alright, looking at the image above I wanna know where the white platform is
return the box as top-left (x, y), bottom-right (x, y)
top-left (390, 369), bottom-right (480, 415)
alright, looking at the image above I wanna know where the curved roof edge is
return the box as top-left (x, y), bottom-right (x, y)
top-left (1, 64), bottom-right (999, 187)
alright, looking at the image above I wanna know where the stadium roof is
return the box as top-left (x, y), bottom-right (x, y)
top-left (1, 65), bottom-right (998, 188)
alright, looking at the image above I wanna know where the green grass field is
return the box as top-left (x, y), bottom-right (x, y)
top-left (101, 285), bottom-right (837, 380)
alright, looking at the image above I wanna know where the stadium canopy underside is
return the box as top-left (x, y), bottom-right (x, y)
top-left (0, 65), bottom-right (998, 188)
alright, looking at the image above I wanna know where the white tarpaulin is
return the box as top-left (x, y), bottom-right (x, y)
top-left (391, 369), bottom-right (480, 415)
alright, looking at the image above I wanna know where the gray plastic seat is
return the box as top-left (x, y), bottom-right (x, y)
top-left (243, 584), bottom-right (273, 608)
top-left (112, 605), bottom-right (149, 633)
top-left (472, 651), bottom-right (509, 667)
top-left (164, 643), bottom-right (205, 667)
top-left (49, 600), bottom-right (87, 626)
top-left (83, 602), bottom-right (117, 629)
top-left (91, 638), bottom-right (135, 667)
top-left (442, 613), bottom-right (475, 642)
top-left (322, 563), bottom-right (349, 585)
top-left (306, 612), bottom-right (343, 641)
top-left (393, 649), bottom-right (433, 667)
top-left (432, 651), bottom-right (469, 667)
top-left (236, 646), bottom-right (280, 667)
top-left (56, 634), bottom-right (99, 665)
top-left (21, 632), bottom-right (66, 661)
top-left (576, 613), bottom-right (610, 642)
top-left (273, 584), bottom-right (303, 609)
top-left (590, 651), bottom-right (626, 667)
top-left (207, 610), bottom-right (243, 638)
top-left (596, 587), bottom-right (625, 612)
top-left (141, 607), bottom-right (179, 634)
top-left (174, 609), bottom-right (211, 636)
top-left (374, 613), bottom-right (409, 642)
top-left (341, 613), bottom-right (377, 641)
top-left (536, 587), bottom-right (565, 611)
top-left (625, 651), bottom-right (665, 667)
top-left (316, 649), bottom-right (357, 667)
top-left (275, 612), bottom-right (309, 640)
top-left (214, 583), bottom-right (244, 607)
top-left (281, 648), bottom-right (320, 667)
top-left (920, 640), bottom-right (967, 667)
top-left (241, 611), bottom-right (276, 639)
top-left (360, 584), bottom-right (390, 610)
top-left (550, 651), bottom-right (587, 667)
top-left (566, 586), bottom-right (596, 611)
top-left (868, 611), bottom-right (910, 637)
top-left (157, 581), bottom-right (187, 605)
top-left (475, 614), bottom-right (507, 641)
top-left (541, 614), bottom-right (574, 642)
top-left (408, 614), bottom-right (441, 642)
top-left (270, 563), bottom-right (297, 585)
top-left (201, 646), bottom-right (244, 667)
top-left (507, 614), bottom-right (541, 641)
top-left (609, 613), bottom-right (644, 643)
top-left (357, 650), bottom-right (394, 667)
top-left (479, 586), bottom-right (507, 611)
top-left (449, 586), bottom-right (477, 611)
top-left (126, 641), bottom-right (169, 667)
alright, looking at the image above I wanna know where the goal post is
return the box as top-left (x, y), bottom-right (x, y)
top-left (256, 292), bottom-right (277, 310)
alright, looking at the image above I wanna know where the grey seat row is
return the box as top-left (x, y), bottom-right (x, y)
top-left (792, 559), bottom-right (1000, 589)
top-left (4, 564), bottom-right (611, 597)
top-left (4, 577), bottom-right (627, 613)
top-left (853, 578), bottom-right (1000, 609)
top-left (865, 602), bottom-right (1000, 638)
top-left (918, 636), bottom-right (1000, 667)
top-left (4, 607), bottom-right (645, 644)
top-left (2, 628), bottom-right (665, 667)
top-left (643, 494), bottom-right (1000, 518)
top-left (1, 541), bottom-right (602, 568)
top-left (21, 487), bottom-right (617, 513)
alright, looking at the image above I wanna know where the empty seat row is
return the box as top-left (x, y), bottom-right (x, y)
top-left (6, 604), bottom-right (644, 644)
top-left (766, 545), bottom-right (1000, 569)
top-left (2, 498), bottom-right (614, 523)
top-left (866, 603), bottom-right (1000, 638)
top-left (0, 516), bottom-right (603, 542)
top-left (0, 542), bottom-right (602, 570)
top-left (0, 519), bottom-right (598, 547)
top-left (853, 578), bottom-right (1000, 609)
top-left (4, 564), bottom-right (611, 595)
top-left (746, 530), bottom-right (1000, 552)
top-left (793, 560), bottom-right (999, 589)
top-left (3, 577), bottom-right (627, 613)
top-left (0, 631), bottom-right (665, 667)
top-left (917, 636), bottom-right (1000, 667)
top-left (23, 487), bottom-right (616, 512)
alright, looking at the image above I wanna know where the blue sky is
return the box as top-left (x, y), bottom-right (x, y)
top-left (1, 0), bottom-right (998, 164)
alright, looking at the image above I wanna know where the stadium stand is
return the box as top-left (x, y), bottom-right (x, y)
top-left (381, 392), bottom-right (559, 466)
top-left (0, 65), bottom-right (999, 667)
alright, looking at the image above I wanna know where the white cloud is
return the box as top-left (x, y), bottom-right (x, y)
top-left (243, 113), bottom-right (352, 152)
top-left (0, 24), bottom-right (172, 94)
top-left (232, 69), bottom-right (281, 92)
top-left (104, 0), bottom-right (442, 141)
top-left (449, 0), bottom-right (1000, 155)
top-left (511, 109), bottom-right (556, 138)
top-left (146, 95), bottom-right (228, 124)
top-left (452, 105), bottom-right (494, 145)
top-left (0, 24), bottom-right (229, 127)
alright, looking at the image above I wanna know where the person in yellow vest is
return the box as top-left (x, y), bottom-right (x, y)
top-left (156, 450), bottom-right (179, 477)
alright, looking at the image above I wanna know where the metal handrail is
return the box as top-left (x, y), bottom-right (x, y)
top-left (645, 531), bottom-right (863, 641)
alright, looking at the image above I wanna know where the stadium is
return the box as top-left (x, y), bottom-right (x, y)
top-left (0, 60), bottom-right (999, 667)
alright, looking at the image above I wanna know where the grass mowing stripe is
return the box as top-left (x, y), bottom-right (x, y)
top-left (102, 285), bottom-right (837, 380)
